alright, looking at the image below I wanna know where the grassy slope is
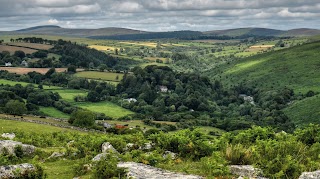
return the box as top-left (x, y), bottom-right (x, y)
top-left (75, 101), bottom-right (134, 119)
top-left (39, 107), bottom-right (70, 119)
top-left (283, 94), bottom-right (320, 126)
top-left (208, 41), bottom-right (320, 94)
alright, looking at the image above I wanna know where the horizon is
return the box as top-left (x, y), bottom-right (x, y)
top-left (1, 0), bottom-right (320, 32)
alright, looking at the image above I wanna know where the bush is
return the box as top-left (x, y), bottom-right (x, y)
top-left (93, 154), bottom-right (127, 179)
top-left (69, 110), bottom-right (96, 127)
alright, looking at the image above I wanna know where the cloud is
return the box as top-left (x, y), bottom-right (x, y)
top-left (0, 0), bottom-right (319, 31)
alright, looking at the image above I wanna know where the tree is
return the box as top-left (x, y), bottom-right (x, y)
top-left (14, 51), bottom-right (25, 59)
top-left (5, 100), bottom-right (27, 115)
top-left (69, 110), bottom-right (96, 127)
top-left (67, 65), bottom-right (77, 73)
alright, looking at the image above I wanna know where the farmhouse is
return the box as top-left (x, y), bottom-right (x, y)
top-left (21, 60), bottom-right (28, 67)
top-left (159, 85), bottom-right (168, 93)
top-left (5, 62), bottom-right (12, 67)
top-left (123, 98), bottom-right (137, 103)
top-left (239, 94), bottom-right (255, 105)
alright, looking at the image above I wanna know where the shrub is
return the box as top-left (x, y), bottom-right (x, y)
top-left (93, 154), bottom-right (127, 179)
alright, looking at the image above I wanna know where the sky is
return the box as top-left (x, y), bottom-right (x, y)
top-left (0, 0), bottom-right (320, 32)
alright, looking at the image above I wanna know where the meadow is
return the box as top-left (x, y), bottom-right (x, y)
top-left (8, 42), bottom-right (53, 50)
top-left (74, 71), bottom-right (124, 82)
top-left (0, 67), bottom-right (68, 75)
top-left (39, 107), bottom-right (70, 119)
top-left (75, 101), bottom-right (134, 119)
top-left (0, 44), bottom-right (37, 54)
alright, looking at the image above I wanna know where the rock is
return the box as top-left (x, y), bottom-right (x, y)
top-left (299, 170), bottom-right (320, 179)
top-left (0, 163), bottom-right (36, 178)
top-left (83, 164), bottom-right (92, 172)
top-left (1, 133), bottom-right (15, 140)
top-left (0, 140), bottom-right (35, 155)
top-left (141, 142), bottom-right (153, 150)
top-left (101, 142), bottom-right (118, 153)
top-left (92, 153), bottom-right (108, 162)
top-left (229, 165), bottom-right (264, 179)
top-left (48, 152), bottom-right (65, 159)
top-left (163, 151), bottom-right (177, 159)
top-left (117, 162), bottom-right (203, 179)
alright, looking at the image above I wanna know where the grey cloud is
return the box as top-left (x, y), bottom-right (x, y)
top-left (0, 0), bottom-right (319, 31)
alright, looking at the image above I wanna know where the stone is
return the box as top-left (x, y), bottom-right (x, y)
top-left (1, 133), bottom-right (15, 140)
top-left (0, 163), bottom-right (36, 178)
top-left (124, 143), bottom-right (137, 151)
top-left (163, 151), bottom-right (177, 159)
top-left (141, 142), bottom-right (153, 150)
top-left (0, 140), bottom-right (35, 155)
top-left (299, 170), bottom-right (320, 179)
top-left (229, 165), bottom-right (263, 178)
top-left (101, 142), bottom-right (118, 153)
top-left (92, 153), bottom-right (108, 162)
top-left (117, 162), bottom-right (203, 179)
top-left (48, 152), bottom-right (65, 159)
top-left (67, 140), bottom-right (75, 147)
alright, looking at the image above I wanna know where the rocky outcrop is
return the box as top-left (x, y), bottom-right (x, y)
top-left (48, 152), bottom-right (65, 159)
top-left (299, 170), bottom-right (320, 179)
top-left (92, 153), bottom-right (108, 162)
top-left (0, 140), bottom-right (35, 155)
top-left (117, 162), bottom-right (203, 179)
top-left (1, 133), bottom-right (15, 140)
top-left (229, 165), bottom-right (266, 179)
top-left (0, 163), bottom-right (36, 178)
top-left (101, 142), bottom-right (118, 153)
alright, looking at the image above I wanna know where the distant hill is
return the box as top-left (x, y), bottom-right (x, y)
top-left (4, 26), bottom-right (320, 39)
top-left (15, 25), bottom-right (146, 37)
top-left (204, 28), bottom-right (320, 37)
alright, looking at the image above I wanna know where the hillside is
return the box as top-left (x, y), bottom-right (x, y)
top-left (283, 94), bottom-right (320, 126)
top-left (204, 28), bottom-right (320, 37)
top-left (204, 28), bottom-right (284, 37)
top-left (15, 25), bottom-right (146, 37)
top-left (206, 40), bottom-right (320, 93)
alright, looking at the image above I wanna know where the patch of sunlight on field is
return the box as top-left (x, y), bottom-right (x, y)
top-left (39, 107), bottom-right (70, 119)
top-left (88, 45), bottom-right (118, 51)
top-left (75, 101), bottom-right (134, 119)
top-left (119, 42), bottom-right (157, 48)
top-left (226, 59), bottom-right (267, 74)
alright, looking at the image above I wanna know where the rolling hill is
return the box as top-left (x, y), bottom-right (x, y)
top-left (6, 26), bottom-right (320, 39)
top-left (204, 28), bottom-right (320, 37)
top-left (206, 40), bottom-right (320, 94)
top-left (15, 25), bottom-right (146, 37)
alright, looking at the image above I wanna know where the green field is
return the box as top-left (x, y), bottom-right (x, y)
top-left (50, 89), bottom-right (87, 102)
top-left (283, 94), bottom-right (320, 126)
top-left (39, 107), bottom-right (70, 119)
top-left (75, 71), bottom-right (124, 82)
top-left (207, 41), bottom-right (320, 93)
top-left (0, 79), bottom-right (62, 90)
top-left (75, 101), bottom-right (134, 118)
top-left (0, 119), bottom-right (76, 133)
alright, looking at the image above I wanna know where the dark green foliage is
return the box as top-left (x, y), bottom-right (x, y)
top-left (93, 154), bottom-right (127, 179)
top-left (5, 100), bottom-right (27, 115)
top-left (69, 110), bottom-right (96, 127)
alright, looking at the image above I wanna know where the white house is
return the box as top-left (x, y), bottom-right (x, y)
top-left (5, 62), bottom-right (12, 67)
top-left (21, 60), bottom-right (28, 67)
top-left (159, 85), bottom-right (168, 93)
top-left (123, 98), bottom-right (137, 103)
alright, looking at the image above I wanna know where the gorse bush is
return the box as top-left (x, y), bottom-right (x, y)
top-left (93, 154), bottom-right (127, 179)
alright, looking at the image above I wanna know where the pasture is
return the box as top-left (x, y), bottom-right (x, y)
top-left (88, 45), bottom-right (118, 51)
top-left (8, 42), bottom-right (53, 50)
top-left (74, 71), bottom-right (124, 82)
top-left (75, 101), bottom-right (134, 119)
top-left (50, 89), bottom-right (87, 102)
top-left (0, 44), bottom-right (37, 54)
top-left (39, 107), bottom-right (70, 119)
top-left (0, 67), bottom-right (67, 74)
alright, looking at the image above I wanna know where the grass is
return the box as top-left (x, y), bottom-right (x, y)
top-left (0, 67), bottom-right (68, 75)
top-left (0, 119), bottom-right (76, 133)
top-left (283, 94), bottom-right (320, 126)
top-left (75, 101), bottom-right (134, 119)
top-left (51, 89), bottom-right (87, 102)
top-left (8, 42), bottom-right (53, 50)
top-left (208, 41), bottom-right (320, 93)
top-left (75, 71), bottom-right (124, 82)
top-left (0, 79), bottom-right (62, 90)
top-left (39, 107), bottom-right (70, 119)
top-left (105, 120), bottom-right (154, 129)
top-left (88, 45), bottom-right (118, 51)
